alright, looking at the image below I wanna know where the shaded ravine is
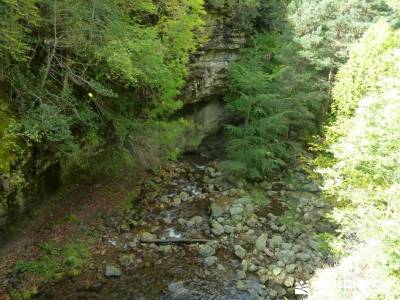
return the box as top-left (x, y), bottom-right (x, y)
top-left (8, 153), bottom-right (333, 299)
top-left (33, 155), bottom-right (256, 299)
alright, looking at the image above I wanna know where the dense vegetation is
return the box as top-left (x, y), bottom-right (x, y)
top-left (222, 0), bottom-right (395, 179)
top-left (1, 0), bottom-right (205, 155)
top-left (2, 0), bottom-right (400, 298)
top-left (222, 0), bottom-right (400, 298)
top-left (310, 21), bottom-right (400, 298)
top-left (0, 0), bottom-right (207, 212)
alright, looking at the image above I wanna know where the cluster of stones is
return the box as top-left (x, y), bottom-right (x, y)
top-left (102, 161), bottom-right (332, 299)
top-left (196, 168), bottom-right (331, 299)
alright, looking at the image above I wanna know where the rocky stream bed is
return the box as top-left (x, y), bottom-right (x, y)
top-left (3, 154), bottom-right (334, 300)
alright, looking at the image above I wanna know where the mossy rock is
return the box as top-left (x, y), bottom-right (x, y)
top-left (9, 288), bottom-right (38, 300)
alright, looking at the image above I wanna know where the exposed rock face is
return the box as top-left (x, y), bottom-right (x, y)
top-left (180, 7), bottom-right (246, 152)
top-left (183, 8), bottom-right (246, 104)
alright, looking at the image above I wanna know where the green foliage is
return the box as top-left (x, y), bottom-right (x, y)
top-left (332, 21), bottom-right (400, 118)
top-left (14, 242), bottom-right (89, 281)
top-left (313, 232), bottom-right (336, 257)
top-left (0, 0), bottom-right (40, 62)
top-left (223, 0), bottom-right (396, 180)
top-left (128, 119), bottom-right (190, 165)
top-left (222, 31), bottom-right (324, 179)
top-left (205, 0), bottom-right (288, 31)
top-left (315, 22), bottom-right (400, 292)
top-left (0, 0), bottom-right (206, 196)
top-left (278, 208), bottom-right (304, 230)
top-left (288, 0), bottom-right (392, 72)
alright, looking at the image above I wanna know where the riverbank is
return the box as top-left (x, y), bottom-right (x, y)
top-left (1, 152), bottom-right (334, 299)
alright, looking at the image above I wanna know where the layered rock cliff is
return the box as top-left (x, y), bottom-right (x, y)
top-left (181, 6), bottom-right (245, 150)
top-left (184, 9), bottom-right (245, 103)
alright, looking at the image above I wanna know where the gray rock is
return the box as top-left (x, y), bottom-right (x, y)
top-left (272, 266), bottom-right (282, 276)
top-left (269, 235), bottom-right (283, 248)
top-left (127, 239), bottom-right (138, 248)
top-left (244, 203), bottom-right (255, 214)
top-left (210, 203), bottom-right (224, 218)
top-left (235, 223), bottom-right (244, 233)
top-left (286, 264), bottom-right (296, 273)
top-left (248, 263), bottom-right (258, 272)
top-left (241, 259), bottom-right (250, 271)
top-left (234, 245), bottom-right (247, 259)
top-left (277, 250), bottom-right (296, 264)
top-left (232, 214), bottom-right (243, 222)
top-left (199, 243), bottom-right (216, 257)
top-left (237, 270), bottom-right (246, 280)
top-left (240, 229), bottom-right (257, 245)
top-left (168, 282), bottom-right (189, 298)
top-left (308, 239), bottom-right (319, 250)
top-left (160, 245), bottom-right (172, 254)
top-left (284, 276), bottom-right (295, 287)
top-left (119, 223), bottom-right (130, 233)
top-left (296, 252), bottom-right (311, 261)
top-left (255, 233), bottom-right (268, 251)
top-left (230, 205), bottom-right (244, 216)
top-left (204, 256), bottom-right (218, 267)
top-left (260, 181), bottom-right (273, 190)
top-left (303, 213), bottom-right (312, 223)
top-left (224, 225), bottom-right (235, 234)
top-left (178, 191), bottom-right (189, 201)
top-left (217, 264), bottom-right (225, 271)
top-left (177, 218), bottom-right (186, 225)
top-left (276, 260), bottom-right (285, 267)
top-left (173, 198), bottom-right (182, 206)
top-left (140, 232), bottom-right (154, 242)
top-left (105, 265), bottom-right (122, 277)
top-left (236, 280), bottom-right (248, 291)
top-left (303, 264), bottom-right (314, 275)
top-left (211, 221), bottom-right (224, 235)
top-left (303, 182), bottom-right (319, 192)
top-left (235, 180), bottom-right (245, 189)
top-left (281, 242), bottom-right (292, 250)
top-left (245, 215), bottom-right (258, 227)
top-left (191, 216), bottom-right (203, 226)
top-left (260, 217), bottom-right (267, 224)
top-left (217, 217), bottom-right (225, 224)
top-left (276, 285), bottom-right (287, 296)
top-left (234, 197), bottom-right (251, 205)
top-left (118, 254), bottom-right (135, 267)
top-left (186, 219), bottom-right (195, 227)
top-left (268, 289), bottom-right (278, 298)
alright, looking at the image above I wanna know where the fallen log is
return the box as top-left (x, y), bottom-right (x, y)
top-left (140, 239), bottom-right (213, 245)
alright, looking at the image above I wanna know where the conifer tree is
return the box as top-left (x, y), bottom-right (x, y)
top-left (223, 0), bottom-right (396, 179)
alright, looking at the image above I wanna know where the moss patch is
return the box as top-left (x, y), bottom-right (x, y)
top-left (10, 241), bottom-right (90, 297)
